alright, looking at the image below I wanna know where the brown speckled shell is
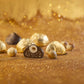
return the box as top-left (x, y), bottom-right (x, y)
top-left (23, 44), bottom-right (44, 58)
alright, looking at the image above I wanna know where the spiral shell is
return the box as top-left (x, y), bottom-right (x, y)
top-left (24, 44), bottom-right (44, 58)
top-left (61, 41), bottom-right (74, 51)
top-left (30, 33), bottom-right (49, 47)
top-left (46, 41), bottom-right (66, 55)
top-left (16, 38), bottom-right (33, 53)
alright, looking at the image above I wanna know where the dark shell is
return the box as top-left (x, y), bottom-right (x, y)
top-left (23, 44), bottom-right (44, 58)
top-left (6, 32), bottom-right (21, 45)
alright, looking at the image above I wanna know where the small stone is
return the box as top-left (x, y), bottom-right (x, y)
top-left (46, 50), bottom-right (57, 59)
top-left (6, 32), bottom-right (21, 45)
top-left (7, 47), bottom-right (17, 57)
top-left (23, 44), bottom-right (44, 58)
top-left (30, 33), bottom-right (49, 47)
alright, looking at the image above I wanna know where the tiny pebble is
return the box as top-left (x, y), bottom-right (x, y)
top-left (7, 47), bottom-right (17, 57)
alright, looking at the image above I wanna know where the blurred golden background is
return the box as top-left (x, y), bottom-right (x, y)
top-left (0, 0), bottom-right (84, 21)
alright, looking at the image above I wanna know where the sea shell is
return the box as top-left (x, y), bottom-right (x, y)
top-left (23, 44), bottom-right (44, 58)
top-left (46, 41), bottom-right (66, 55)
top-left (16, 38), bottom-right (33, 53)
top-left (61, 41), bottom-right (74, 51)
top-left (30, 33), bottom-right (49, 47)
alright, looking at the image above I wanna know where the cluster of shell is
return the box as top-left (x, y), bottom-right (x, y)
top-left (0, 32), bottom-right (74, 59)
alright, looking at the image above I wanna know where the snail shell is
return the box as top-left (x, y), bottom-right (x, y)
top-left (7, 47), bottom-right (17, 57)
top-left (23, 44), bottom-right (44, 58)
top-left (46, 41), bottom-right (66, 55)
top-left (16, 38), bottom-right (33, 53)
top-left (30, 33), bottom-right (49, 47)
top-left (61, 41), bottom-right (74, 51)
top-left (0, 40), bottom-right (6, 53)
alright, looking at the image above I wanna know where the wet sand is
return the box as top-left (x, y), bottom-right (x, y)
top-left (0, 17), bottom-right (84, 84)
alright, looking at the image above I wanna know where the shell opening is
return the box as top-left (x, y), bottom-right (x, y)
top-left (29, 45), bottom-right (37, 53)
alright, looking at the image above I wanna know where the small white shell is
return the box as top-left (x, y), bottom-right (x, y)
top-left (30, 33), bottom-right (49, 47)
top-left (46, 41), bottom-right (66, 55)
top-left (7, 47), bottom-right (17, 57)
top-left (61, 41), bottom-right (74, 51)
top-left (16, 38), bottom-right (33, 53)
top-left (0, 40), bottom-right (6, 53)
top-left (46, 50), bottom-right (57, 59)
